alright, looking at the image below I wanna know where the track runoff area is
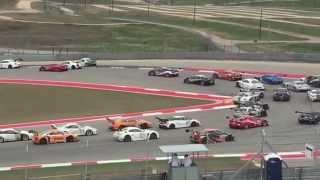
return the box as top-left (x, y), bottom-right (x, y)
top-left (0, 65), bottom-right (319, 170)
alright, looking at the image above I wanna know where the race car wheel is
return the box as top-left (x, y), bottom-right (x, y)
top-left (85, 130), bottom-right (93, 136)
top-left (71, 65), bottom-right (76, 70)
top-left (190, 122), bottom-right (199, 127)
top-left (236, 82), bottom-right (240, 87)
top-left (262, 121), bottom-right (268, 127)
top-left (148, 71), bottom-right (155, 76)
top-left (39, 138), bottom-right (47, 145)
top-left (149, 133), bottom-right (158, 140)
top-left (0, 137), bottom-right (4, 143)
top-left (169, 124), bottom-right (175, 129)
top-left (39, 67), bottom-right (45, 71)
top-left (124, 135), bottom-right (131, 142)
top-left (21, 134), bottom-right (29, 141)
top-left (226, 135), bottom-right (234, 141)
top-left (183, 79), bottom-right (190, 84)
top-left (8, 65), bottom-right (12, 69)
top-left (66, 136), bottom-right (74, 142)
top-left (140, 123), bottom-right (148, 129)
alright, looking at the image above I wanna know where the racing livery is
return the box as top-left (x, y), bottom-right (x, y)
top-left (190, 129), bottom-right (234, 144)
top-left (157, 116), bottom-right (200, 129)
top-left (148, 67), bottom-right (179, 77)
top-left (273, 88), bottom-right (290, 101)
top-left (61, 61), bottom-right (81, 70)
top-left (283, 81), bottom-right (310, 92)
top-left (295, 111), bottom-right (320, 125)
top-left (32, 130), bottom-right (80, 145)
top-left (183, 75), bottom-right (215, 86)
top-left (51, 123), bottom-right (98, 136)
top-left (234, 103), bottom-right (269, 117)
top-left (233, 91), bottom-right (263, 104)
top-left (76, 57), bottom-right (96, 67)
top-left (307, 89), bottom-right (320, 102)
top-left (259, 75), bottom-right (283, 85)
top-left (0, 129), bottom-right (34, 143)
top-left (113, 127), bottom-right (159, 142)
top-left (39, 64), bottom-right (68, 72)
top-left (0, 59), bottom-right (21, 69)
top-left (108, 118), bottom-right (153, 130)
top-left (212, 71), bottom-right (242, 81)
top-left (228, 116), bottom-right (269, 129)
top-left (236, 79), bottom-right (265, 90)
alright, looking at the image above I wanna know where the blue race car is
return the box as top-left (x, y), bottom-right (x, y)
top-left (260, 75), bottom-right (283, 85)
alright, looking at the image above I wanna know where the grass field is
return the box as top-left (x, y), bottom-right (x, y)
top-left (0, 157), bottom-right (253, 180)
top-left (237, 42), bottom-right (320, 53)
top-left (0, 84), bottom-right (209, 124)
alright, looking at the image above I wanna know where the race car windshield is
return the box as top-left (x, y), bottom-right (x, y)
top-left (251, 80), bottom-right (259, 83)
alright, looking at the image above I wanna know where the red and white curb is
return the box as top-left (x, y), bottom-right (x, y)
top-left (0, 151), bottom-right (317, 172)
top-left (0, 79), bottom-right (234, 129)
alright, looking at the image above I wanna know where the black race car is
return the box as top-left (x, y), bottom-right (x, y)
top-left (295, 111), bottom-right (320, 124)
top-left (273, 88), bottom-right (290, 101)
top-left (183, 75), bottom-right (215, 86)
top-left (148, 67), bottom-right (179, 77)
top-left (306, 75), bottom-right (320, 88)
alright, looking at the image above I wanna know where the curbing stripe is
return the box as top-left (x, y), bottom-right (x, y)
top-left (213, 153), bottom-right (246, 158)
top-left (175, 108), bottom-right (202, 113)
top-left (143, 88), bottom-right (161, 91)
top-left (142, 112), bottom-right (163, 116)
top-left (0, 167), bottom-right (11, 171)
top-left (174, 91), bottom-right (199, 95)
top-left (97, 159), bottom-right (131, 164)
top-left (41, 163), bottom-right (72, 168)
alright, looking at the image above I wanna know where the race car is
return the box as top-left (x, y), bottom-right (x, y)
top-left (295, 111), bottom-right (320, 125)
top-left (308, 89), bottom-right (320, 102)
top-left (32, 129), bottom-right (80, 145)
top-left (236, 78), bottom-right (265, 90)
top-left (283, 81), bottom-right (310, 92)
top-left (233, 103), bottom-right (269, 117)
top-left (306, 75), bottom-right (320, 88)
top-left (113, 127), bottom-right (159, 142)
top-left (148, 67), bottom-right (179, 77)
top-left (258, 75), bottom-right (283, 85)
top-left (0, 128), bottom-right (34, 143)
top-left (212, 70), bottom-right (242, 81)
top-left (273, 88), bottom-right (290, 101)
top-left (233, 91), bottom-right (263, 104)
top-left (228, 116), bottom-right (269, 129)
top-left (75, 57), bottom-right (96, 67)
top-left (61, 61), bottom-right (81, 70)
top-left (157, 116), bottom-right (200, 129)
top-left (0, 59), bottom-right (21, 69)
top-left (183, 75), bottom-right (215, 86)
top-left (39, 64), bottom-right (68, 72)
top-left (107, 118), bottom-right (153, 130)
top-left (190, 129), bottom-right (234, 144)
top-left (51, 123), bottom-right (98, 136)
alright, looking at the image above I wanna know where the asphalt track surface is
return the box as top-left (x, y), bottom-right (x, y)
top-left (0, 66), bottom-right (320, 167)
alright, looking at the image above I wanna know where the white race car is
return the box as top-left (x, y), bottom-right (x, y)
top-left (0, 59), bottom-right (21, 69)
top-left (236, 79), bottom-right (265, 90)
top-left (283, 81), bottom-right (310, 92)
top-left (61, 61), bottom-right (81, 70)
top-left (157, 116), bottom-right (200, 129)
top-left (308, 89), bottom-right (320, 102)
top-left (233, 92), bottom-right (262, 104)
top-left (113, 127), bottom-right (159, 142)
top-left (51, 123), bottom-right (98, 136)
top-left (0, 128), bottom-right (34, 143)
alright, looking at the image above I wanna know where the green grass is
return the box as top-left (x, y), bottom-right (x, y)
top-left (231, 0), bottom-right (320, 9)
top-left (237, 42), bottom-right (320, 53)
top-left (211, 17), bottom-right (320, 38)
top-left (0, 84), bottom-right (209, 124)
top-left (0, 157), bottom-right (253, 180)
top-left (276, 18), bottom-right (320, 25)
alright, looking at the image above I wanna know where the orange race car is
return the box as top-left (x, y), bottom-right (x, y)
top-left (107, 118), bottom-right (153, 130)
top-left (32, 129), bottom-right (80, 145)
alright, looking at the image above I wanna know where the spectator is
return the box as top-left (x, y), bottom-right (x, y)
top-left (183, 154), bottom-right (192, 167)
top-left (168, 153), bottom-right (180, 167)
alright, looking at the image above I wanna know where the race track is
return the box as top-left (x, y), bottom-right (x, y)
top-left (0, 66), bottom-right (319, 167)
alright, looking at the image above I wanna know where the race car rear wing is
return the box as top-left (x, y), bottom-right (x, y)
top-left (155, 117), bottom-right (168, 122)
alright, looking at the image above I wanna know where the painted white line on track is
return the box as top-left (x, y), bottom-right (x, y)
top-left (97, 159), bottom-right (131, 164)
top-left (155, 157), bottom-right (169, 161)
top-left (208, 94), bottom-right (232, 98)
top-left (108, 116), bottom-right (123, 119)
top-left (212, 105), bottom-right (237, 110)
top-left (0, 167), bottom-right (11, 171)
top-left (41, 163), bottom-right (72, 168)
top-left (142, 112), bottom-right (163, 116)
top-left (277, 151), bottom-right (304, 155)
top-left (174, 91), bottom-right (199, 95)
top-left (175, 108), bottom-right (202, 113)
top-left (144, 88), bottom-right (161, 91)
top-left (110, 67), bottom-right (125, 69)
top-left (198, 70), bottom-right (216, 73)
top-left (138, 67), bottom-right (153, 70)
top-left (213, 154), bottom-right (246, 158)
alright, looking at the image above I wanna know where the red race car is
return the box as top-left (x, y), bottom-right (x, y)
top-left (190, 128), bottom-right (234, 144)
top-left (39, 64), bottom-right (68, 72)
top-left (213, 71), bottom-right (242, 81)
top-left (229, 116), bottom-right (268, 129)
